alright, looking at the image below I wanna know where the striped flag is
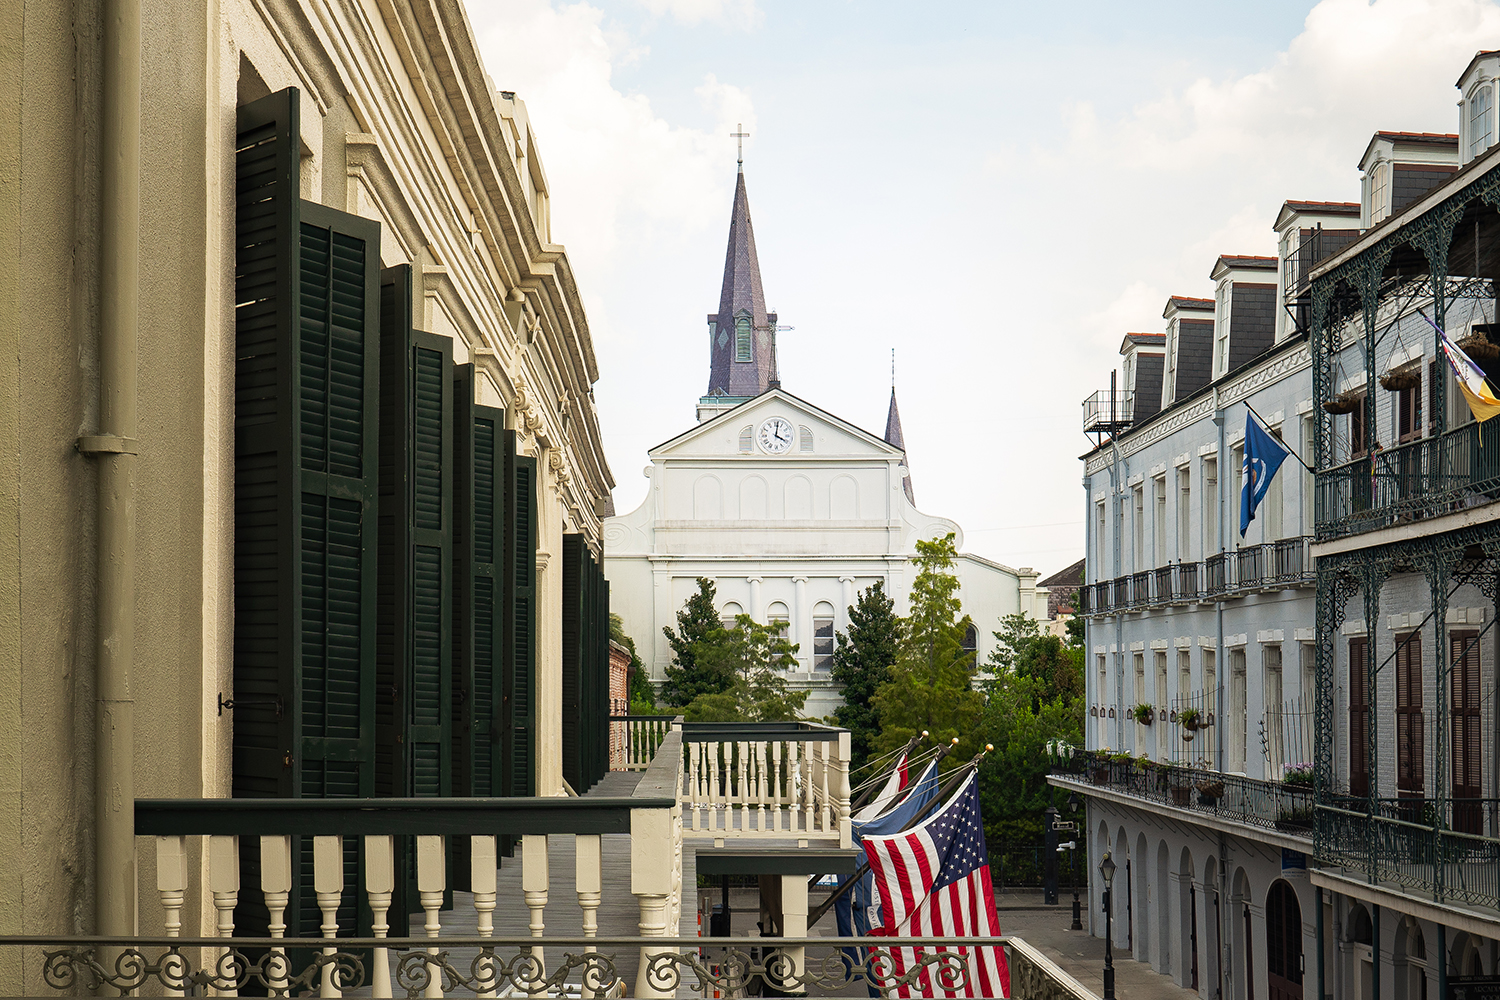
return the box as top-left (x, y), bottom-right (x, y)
top-left (856, 752), bottom-right (911, 823)
top-left (863, 774), bottom-right (1009, 998)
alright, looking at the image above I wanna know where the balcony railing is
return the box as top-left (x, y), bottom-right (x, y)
top-left (1080, 541), bottom-right (1315, 616)
top-left (0, 717), bottom-right (1090, 999)
top-left (1316, 422), bottom-right (1500, 541)
top-left (1054, 751), bottom-right (1314, 835)
top-left (1082, 389), bottom-right (1135, 435)
top-left (1318, 795), bottom-right (1500, 910)
top-left (679, 721), bottom-right (851, 845)
top-left (609, 714), bottom-right (676, 771)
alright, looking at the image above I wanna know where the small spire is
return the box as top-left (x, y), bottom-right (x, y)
top-left (884, 380), bottom-right (915, 505)
top-left (731, 123), bottom-right (749, 174)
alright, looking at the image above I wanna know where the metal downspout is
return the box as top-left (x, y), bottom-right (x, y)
top-left (93, 0), bottom-right (141, 940)
top-left (1111, 434), bottom-right (1124, 752)
top-left (1214, 391), bottom-right (1230, 1000)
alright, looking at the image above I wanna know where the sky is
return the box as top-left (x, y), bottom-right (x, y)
top-left (468, 0), bottom-right (1500, 579)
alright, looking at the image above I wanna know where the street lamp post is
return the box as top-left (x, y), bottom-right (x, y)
top-left (1068, 792), bottom-right (1082, 931)
top-left (1100, 852), bottom-right (1117, 1000)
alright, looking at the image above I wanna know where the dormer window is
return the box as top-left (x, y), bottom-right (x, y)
top-left (1471, 86), bottom-right (1494, 159)
top-left (735, 317), bottom-right (752, 362)
top-left (1370, 162), bottom-right (1391, 225)
top-left (1214, 281), bottom-right (1232, 377)
top-left (1163, 319), bottom-right (1178, 406)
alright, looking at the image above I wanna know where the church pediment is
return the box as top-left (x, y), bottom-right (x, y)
top-left (649, 389), bottom-right (905, 460)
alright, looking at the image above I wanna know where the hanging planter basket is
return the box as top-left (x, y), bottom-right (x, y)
top-left (1323, 391), bottom-right (1361, 415)
top-left (1458, 324), bottom-right (1500, 361)
top-left (1379, 363), bottom-right (1421, 392)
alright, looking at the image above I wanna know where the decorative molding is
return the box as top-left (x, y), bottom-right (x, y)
top-left (1341, 621), bottom-right (1368, 636)
top-left (1198, 636), bottom-right (1217, 649)
top-left (1175, 636), bottom-right (1192, 649)
top-left (1256, 629), bottom-right (1285, 644)
top-left (1128, 641), bottom-right (1145, 652)
top-left (1224, 633), bottom-right (1248, 648)
top-left (1174, 452), bottom-right (1191, 468)
top-left (1198, 443), bottom-right (1218, 457)
top-left (1293, 628), bottom-right (1315, 643)
top-left (1447, 607), bottom-right (1488, 625)
top-left (1149, 639), bottom-right (1169, 649)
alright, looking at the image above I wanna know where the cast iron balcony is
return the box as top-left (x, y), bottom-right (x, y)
top-left (1083, 390), bottom-right (1134, 436)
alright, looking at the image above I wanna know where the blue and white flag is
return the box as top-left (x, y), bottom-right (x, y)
top-left (1240, 411), bottom-right (1290, 537)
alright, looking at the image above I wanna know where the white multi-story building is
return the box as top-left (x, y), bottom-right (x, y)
top-left (604, 169), bottom-right (1048, 718)
top-left (1061, 52), bottom-right (1500, 1000)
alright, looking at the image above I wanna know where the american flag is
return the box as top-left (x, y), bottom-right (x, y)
top-left (863, 774), bottom-right (1009, 998)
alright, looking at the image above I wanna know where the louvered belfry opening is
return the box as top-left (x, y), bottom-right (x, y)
top-left (231, 86), bottom-right (584, 952)
top-left (561, 535), bottom-right (611, 794)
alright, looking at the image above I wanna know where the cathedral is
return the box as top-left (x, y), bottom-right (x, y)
top-left (603, 166), bottom-right (1047, 718)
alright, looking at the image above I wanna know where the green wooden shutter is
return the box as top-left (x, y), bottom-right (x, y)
top-left (503, 432), bottom-right (537, 798)
top-left (376, 264), bottom-right (454, 801)
top-left (454, 369), bottom-right (507, 798)
top-left (233, 87), bottom-right (380, 944)
top-left (561, 535), bottom-right (583, 791)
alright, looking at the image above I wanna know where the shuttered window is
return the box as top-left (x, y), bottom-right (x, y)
top-left (375, 264), bottom-right (454, 802)
top-left (1349, 637), bottom-right (1370, 797)
top-left (453, 366), bottom-right (508, 799)
top-left (1452, 630), bottom-right (1483, 833)
top-left (233, 87), bottom-right (380, 942)
top-left (1395, 632), bottom-right (1424, 795)
top-left (562, 536), bottom-right (613, 792)
top-left (504, 433), bottom-right (537, 797)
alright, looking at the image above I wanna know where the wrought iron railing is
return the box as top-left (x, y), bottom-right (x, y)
top-left (1128, 571), bottom-right (1152, 608)
top-left (1316, 421), bottom-right (1500, 540)
top-left (1317, 795), bottom-right (1500, 909)
top-left (1083, 389), bottom-right (1134, 434)
top-left (1153, 565), bottom-right (1173, 605)
top-left (1176, 561), bottom-right (1200, 602)
top-left (1204, 553), bottom-right (1228, 596)
top-left (1235, 544), bottom-right (1266, 589)
top-left (1082, 544), bottom-right (1311, 616)
top-left (1054, 751), bottom-right (1314, 835)
top-left (0, 933), bottom-right (1085, 998)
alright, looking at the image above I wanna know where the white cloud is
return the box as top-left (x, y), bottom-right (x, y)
top-left (636, 0), bottom-right (761, 29)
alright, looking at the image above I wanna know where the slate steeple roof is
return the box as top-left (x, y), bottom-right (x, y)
top-left (884, 387), bottom-right (915, 504)
top-left (706, 172), bottom-right (777, 397)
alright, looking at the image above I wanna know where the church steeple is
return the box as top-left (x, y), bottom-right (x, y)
top-left (884, 385), bottom-right (915, 505)
top-left (703, 170), bottom-right (777, 406)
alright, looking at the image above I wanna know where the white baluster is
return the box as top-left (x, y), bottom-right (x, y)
top-left (471, 835), bottom-right (498, 999)
top-left (417, 835), bottom-right (446, 998)
top-left (786, 739), bottom-right (800, 836)
top-left (690, 743), bottom-right (703, 831)
top-left (737, 741), bottom-right (750, 833)
top-left (755, 742), bottom-right (768, 831)
top-left (209, 835), bottom-right (241, 996)
top-left (835, 730), bottom-right (853, 848)
top-left (313, 834), bottom-right (344, 997)
top-left (771, 741), bottom-right (783, 833)
top-left (155, 835), bottom-right (187, 998)
top-left (802, 740), bottom-right (815, 840)
top-left (576, 833), bottom-right (602, 998)
top-left (261, 835), bottom-right (294, 994)
top-left (819, 740), bottom-right (832, 835)
top-left (522, 834), bottom-right (550, 975)
top-left (366, 835), bottom-right (395, 999)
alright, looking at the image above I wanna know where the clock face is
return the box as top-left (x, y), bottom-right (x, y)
top-left (758, 416), bottom-right (794, 454)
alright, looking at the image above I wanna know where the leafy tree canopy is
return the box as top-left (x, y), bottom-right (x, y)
top-left (871, 533), bottom-right (982, 767)
top-left (659, 577), bottom-right (734, 707)
top-left (830, 581), bottom-right (902, 779)
top-left (610, 612), bottom-right (657, 715)
top-left (683, 615), bottom-right (807, 723)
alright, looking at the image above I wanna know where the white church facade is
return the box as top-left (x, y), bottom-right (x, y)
top-left (603, 168), bottom-right (1047, 719)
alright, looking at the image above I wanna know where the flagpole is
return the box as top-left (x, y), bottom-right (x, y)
top-left (1243, 401), bottom-right (1314, 475)
top-left (806, 746), bottom-right (991, 927)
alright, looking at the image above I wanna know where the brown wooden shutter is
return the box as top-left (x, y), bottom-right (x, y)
top-left (1349, 636), bottom-right (1370, 797)
top-left (1395, 632), bottom-right (1423, 795)
top-left (1452, 630), bottom-right (1483, 833)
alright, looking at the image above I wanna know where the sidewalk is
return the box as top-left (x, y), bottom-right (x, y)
top-left (995, 895), bottom-right (1201, 1000)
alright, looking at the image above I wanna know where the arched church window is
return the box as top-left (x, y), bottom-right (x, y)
top-left (739, 426), bottom-right (753, 453)
top-left (721, 602), bottom-right (743, 630)
top-left (767, 602), bottom-right (790, 641)
top-left (735, 317), bottom-right (752, 362)
top-left (813, 602), bottom-right (835, 671)
top-left (799, 426), bottom-right (813, 452)
top-left (962, 624), bottom-right (978, 658)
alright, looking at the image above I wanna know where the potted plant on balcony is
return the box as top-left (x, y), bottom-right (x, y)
top-left (1177, 708), bottom-right (1202, 740)
top-left (1459, 322), bottom-right (1500, 361)
top-left (1379, 361), bottom-right (1421, 392)
top-left (1275, 805), bottom-right (1315, 831)
top-left (1194, 767), bottom-right (1225, 804)
top-left (1132, 703), bottom-right (1155, 726)
top-left (1169, 781), bottom-right (1194, 807)
top-left (1323, 389), bottom-right (1360, 415)
top-left (1090, 749), bottom-right (1111, 785)
top-left (1282, 762), bottom-right (1313, 787)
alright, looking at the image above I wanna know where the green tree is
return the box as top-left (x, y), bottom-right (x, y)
top-left (659, 578), bottom-right (733, 707)
top-left (683, 615), bottom-right (807, 723)
top-left (610, 612), bottom-right (657, 715)
top-left (830, 581), bottom-right (902, 779)
top-left (871, 533), bottom-right (982, 766)
top-left (976, 609), bottom-right (1085, 847)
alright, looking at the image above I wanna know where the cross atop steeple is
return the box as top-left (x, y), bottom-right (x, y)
top-left (731, 123), bottom-right (749, 173)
